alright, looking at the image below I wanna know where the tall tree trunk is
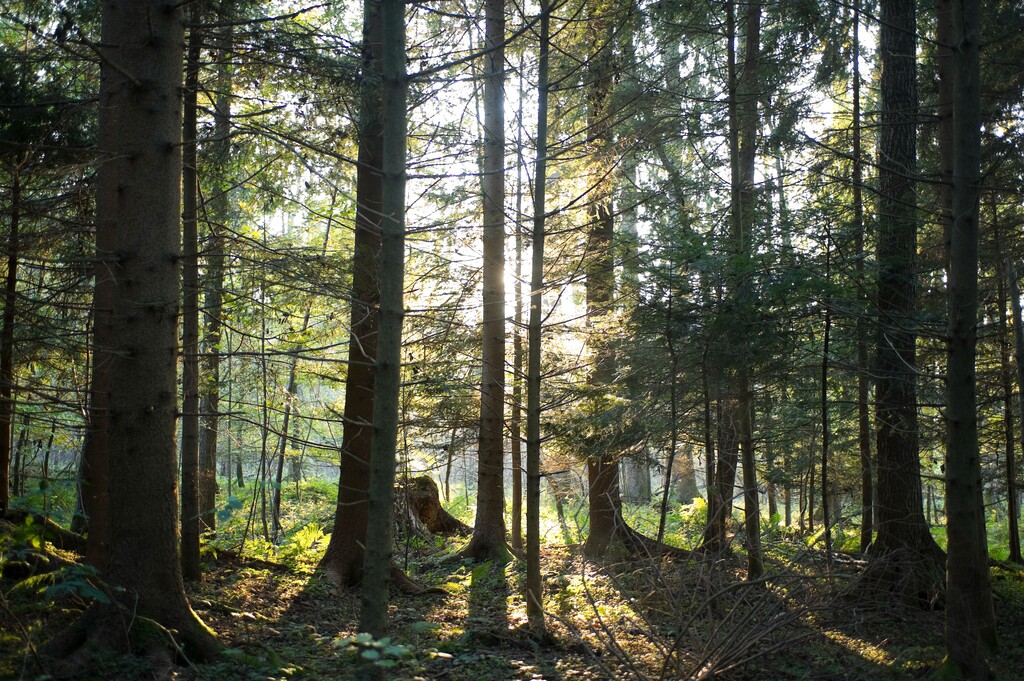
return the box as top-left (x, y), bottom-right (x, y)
top-left (0, 159), bottom-right (22, 513)
top-left (852, 0), bottom-right (873, 555)
top-left (272, 352), bottom-right (300, 540)
top-left (463, 0), bottom-right (508, 561)
top-left (701, 342), bottom-right (717, 524)
top-left (526, 0), bottom-right (550, 632)
top-left (180, 7), bottom-right (202, 582)
top-left (998, 247), bottom-right (1022, 563)
top-left (582, 3), bottom-right (622, 559)
top-left (942, 0), bottom-right (996, 673)
top-left (821, 251), bottom-right (833, 562)
top-left (870, 0), bottom-right (943, 596)
top-left (198, 6), bottom-right (234, 532)
top-left (53, 0), bottom-right (219, 658)
top-left (509, 57), bottom-right (526, 555)
top-left (11, 414), bottom-right (26, 498)
top-left (1009, 260), bottom-right (1024, 564)
top-left (358, 0), bottom-right (406, 638)
top-left (659, 288), bottom-right (680, 545)
top-left (319, 0), bottom-right (384, 586)
top-left (79, 47), bottom-right (117, 569)
top-left (727, 0), bottom-right (763, 579)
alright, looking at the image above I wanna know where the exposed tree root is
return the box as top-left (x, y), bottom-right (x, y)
top-left (319, 560), bottom-right (433, 595)
top-left (456, 535), bottom-right (516, 564)
top-left (41, 601), bottom-right (220, 678)
top-left (584, 513), bottom-right (691, 561)
top-left (851, 544), bottom-right (946, 609)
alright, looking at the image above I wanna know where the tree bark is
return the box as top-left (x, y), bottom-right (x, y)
top-left (851, 0), bottom-right (873, 555)
top-left (869, 0), bottom-right (944, 598)
top-left (198, 5), bottom-right (234, 532)
top-left (510, 56), bottom-right (526, 555)
top-left (0, 159), bottom-right (21, 514)
top-left (942, 0), bottom-right (997, 673)
top-left (358, 0), bottom-right (406, 638)
top-left (582, 3), bottom-right (622, 560)
top-left (993, 210), bottom-right (1020, 564)
top-left (49, 0), bottom-right (220, 660)
top-left (180, 7), bottom-right (202, 582)
top-left (463, 0), bottom-right (508, 561)
top-left (727, 0), bottom-right (763, 578)
top-left (319, 0), bottom-right (384, 587)
top-left (526, 2), bottom-right (550, 631)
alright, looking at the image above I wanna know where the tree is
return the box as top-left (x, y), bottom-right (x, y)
top-left (580, 0), bottom-right (621, 560)
top-left (525, 0), bottom-right (551, 635)
top-left (319, 0), bottom-right (385, 586)
top-left (0, 152), bottom-right (23, 514)
top-left (850, 0), bottom-right (873, 555)
top-left (47, 0), bottom-right (219, 663)
top-left (180, 2), bottom-right (203, 582)
top-left (729, 0), bottom-right (763, 580)
top-left (462, 0), bottom-right (508, 561)
top-left (198, 1), bottom-right (234, 533)
top-left (868, 0), bottom-right (944, 597)
top-left (358, 0), bottom-right (407, 639)
top-left (942, 1), bottom-right (997, 674)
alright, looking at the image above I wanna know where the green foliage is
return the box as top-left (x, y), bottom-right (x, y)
top-left (335, 633), bottom-right (412, 669)
top-left (277, 523), bottom-right (325, 565)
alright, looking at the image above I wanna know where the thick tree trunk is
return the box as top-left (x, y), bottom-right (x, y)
top-left (319, 0), bottom-right (384, 587)
top-left (582, 4), bottom-right (623, 559)
top-left (463, 0), bottom-right (508, 561)
top-left (358, 0), bottom-right (406, 637)
top-left (868, 0), bottom-right (944, 600)
top-left (942, 1), bottom-right (996, 674)
top-left (1008, 260), bottom-right (1024, 564)
top-left (47, 0), bottom-right (220, 661)
top-left (675, 444), bottom-right (699, 504)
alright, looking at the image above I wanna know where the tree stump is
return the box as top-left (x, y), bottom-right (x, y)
top-left (399, 476), bottom-right (470, 536)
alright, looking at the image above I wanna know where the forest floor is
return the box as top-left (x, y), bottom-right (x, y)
top-left (3, 530), bottom-right (1024, 681)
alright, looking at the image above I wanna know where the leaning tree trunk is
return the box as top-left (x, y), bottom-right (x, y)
top-left (942, 0), bottom-right (996, 674)
top-left (462, 0), bottom-right (508, 562)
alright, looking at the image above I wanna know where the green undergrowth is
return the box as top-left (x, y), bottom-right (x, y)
top-left (3, 481), bottom-right (1024, 680)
